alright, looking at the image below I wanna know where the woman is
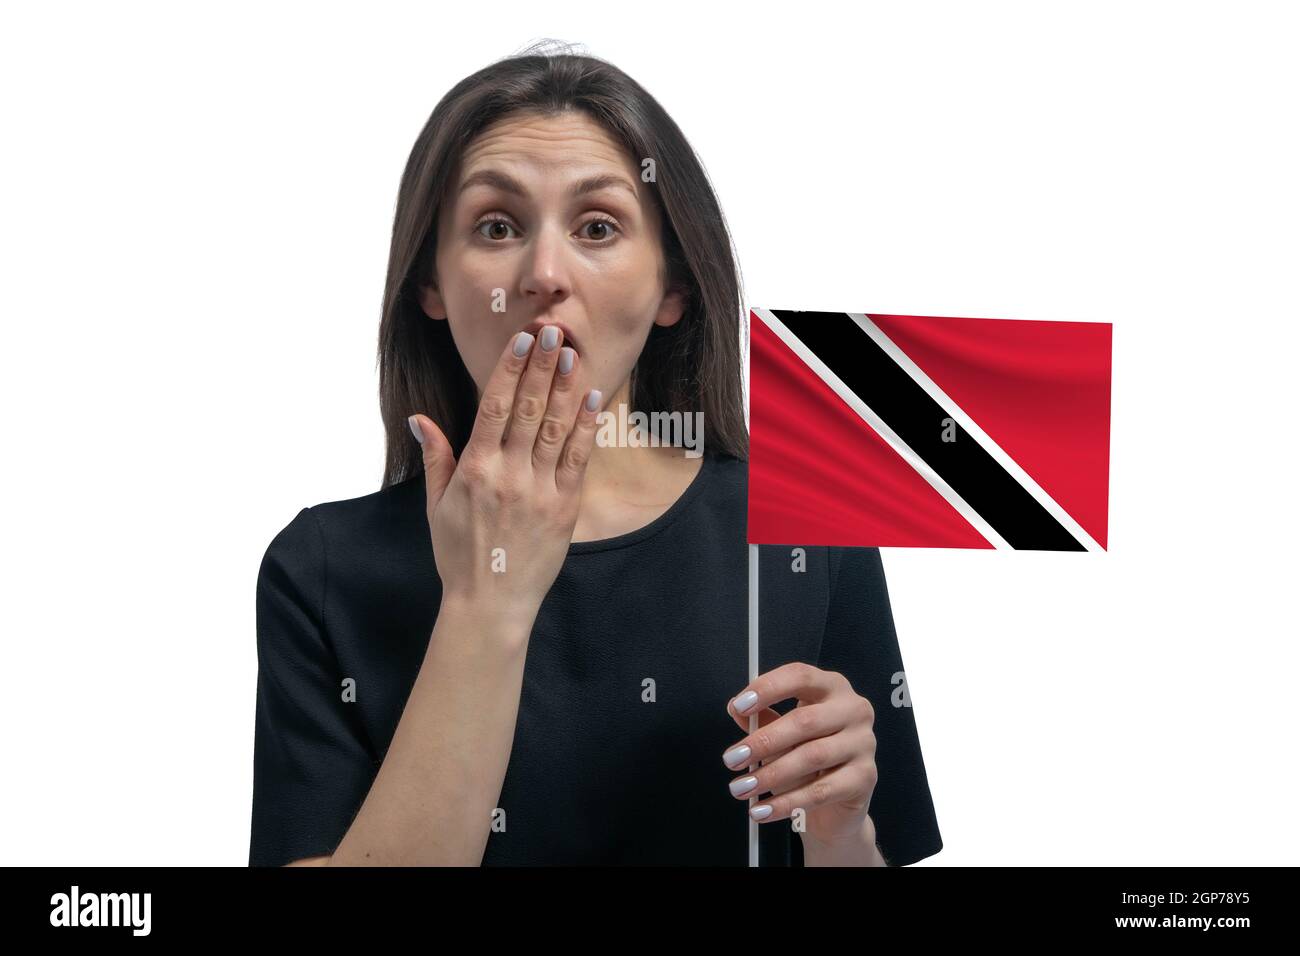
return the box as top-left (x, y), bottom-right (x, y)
top-left (248, 43), bottom-right (942, 866)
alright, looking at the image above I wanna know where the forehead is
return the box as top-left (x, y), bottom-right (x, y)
top-left (453, 110), bottom-right (643, 197)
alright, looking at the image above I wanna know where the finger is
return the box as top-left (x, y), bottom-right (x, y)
top-left (554, 387), bottom-right (602, 494)
top-left (728, 661), bottom-right (843, 720)
top-left (725, 696), bottom-right (858, 769)
top-left (762, 768), bottom-right (821, 801)
top-left (749, 760), bottom-right (877, 823)
top-left (408, 413), bottom-right (456, 511)
top-left (532, 345), bottom-right (581, 473)
top-left (464, 330), bottom-right (536, 458)
top-left (738, 766), bottom-right (818, 803)
top-left (728, 705), bottom-right (780, 740)
top-left (728, 725), bottom-right (870, 804)
top-left (724, 706), bottom-right (782, 771)
top-left (502, 323), bottom-right (563, 461)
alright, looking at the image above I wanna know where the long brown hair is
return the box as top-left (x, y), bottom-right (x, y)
top-left (377, 40), bottom-right (749, 488)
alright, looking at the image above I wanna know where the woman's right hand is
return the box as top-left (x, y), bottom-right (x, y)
top-left (407, 326), bottom-right (601, 631)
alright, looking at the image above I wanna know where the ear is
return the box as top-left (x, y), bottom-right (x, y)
top-left (417, 282), bottom-right (447, 321)
top-left (652, 285), bottom-right (689, 329)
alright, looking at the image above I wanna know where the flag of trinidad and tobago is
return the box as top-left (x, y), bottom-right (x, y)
top-left (746, 308), bottom-right (1113, 552)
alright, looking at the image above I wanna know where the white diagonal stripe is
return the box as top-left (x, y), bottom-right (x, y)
top-left (752, 307), bottom-right (1010, 550)
top-left (848, 312), bottom-right (1104, 553)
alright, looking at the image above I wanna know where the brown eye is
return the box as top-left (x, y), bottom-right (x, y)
top-left (475, 218), bottom-right (516, 240)
top-left (581, 217), bottom-right (619, 242)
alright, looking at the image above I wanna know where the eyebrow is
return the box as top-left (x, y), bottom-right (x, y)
top-left (458, 168), bottom-right (638, 201)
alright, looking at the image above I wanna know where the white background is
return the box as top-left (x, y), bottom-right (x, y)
top-left (2, 1), bottom-right (1296, 865)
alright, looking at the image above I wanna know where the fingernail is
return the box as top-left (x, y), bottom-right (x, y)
top-left (730, 776), bottom-right (758, 797)
top-left (750, 805), bottom-right (773, 821)
top-left (732, 691), bottom-right (759, 714)
top-left (558, 347), bottom-right (575, 375)
top-left (723, 744), bottom-right (751, 769)
top-left (585, 389), bottom-right (602, 412)
top-left (513, 331), bottom-right (535, 357)
top-left (408, 415), bottom-right (423, 444)
top-left (540, 325), bottom-right (560, 351)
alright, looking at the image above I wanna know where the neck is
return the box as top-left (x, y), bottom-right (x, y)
top-left (569, 377), bottom-right (706, 541)
top-left (584, 376), bottom-right (653, 491)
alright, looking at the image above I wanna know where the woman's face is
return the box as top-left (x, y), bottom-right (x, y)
top-left (419, 109), bottom-right (685, 407)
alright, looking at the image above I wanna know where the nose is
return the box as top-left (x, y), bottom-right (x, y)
top-left (518, 224), bottom-right (572, 306)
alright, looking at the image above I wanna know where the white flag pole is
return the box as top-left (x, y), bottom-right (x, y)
top-left (745, 306), bottom-right (759, 866)
top-left (748, 542), bottom-right (759, 866)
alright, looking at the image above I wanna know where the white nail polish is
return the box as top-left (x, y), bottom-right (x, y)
top-left (730, 776), bottom-right (758, 797)
top-left (513, 332), bottom-right (535, 357)
top-left (585, 389), bottom-right (602, 412)
top-left (733, 691), bottom-right (759, 714)
top-left (540, 325), bottom-right (560, 351)
top-left (558, 347), bottom-right (575, 375)
top-left (408, 415), bottom-right (423, 444)
top-left (723, 745), bottom-right (751, 768)
top-left (750, 805), bottom-right (773, 821)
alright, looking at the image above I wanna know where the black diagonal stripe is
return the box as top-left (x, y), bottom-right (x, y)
top-left (771, 309), bottom-right (1084, 551)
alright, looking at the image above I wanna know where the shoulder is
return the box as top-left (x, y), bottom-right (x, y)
top-left (256, 475), bottom-right (436, 649)
top-left (306, 473), bottom-right (424, 537)
top-left (664, 451), bottom-right (747, 539)
top-left (824, 544), bottom-right (886, 595)
top-left (700, 450), bottom-right (747, 501)
top-left (261, 474), bottom-right (427, 568)
top-left (706, 450), bottom-right (746, 482)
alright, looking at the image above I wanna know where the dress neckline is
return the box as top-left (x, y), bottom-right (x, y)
top-left (567, 451), bottom-right (717, 556)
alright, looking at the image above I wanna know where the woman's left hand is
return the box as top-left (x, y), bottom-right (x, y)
top-left (723, 662), bottom-right (879, 852)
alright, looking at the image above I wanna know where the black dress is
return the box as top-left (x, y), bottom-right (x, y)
top-left (248, 450), bottom-right (943, 866)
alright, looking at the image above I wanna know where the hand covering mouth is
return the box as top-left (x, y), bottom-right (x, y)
top-left (522, 320), bottom-right (580, 356)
